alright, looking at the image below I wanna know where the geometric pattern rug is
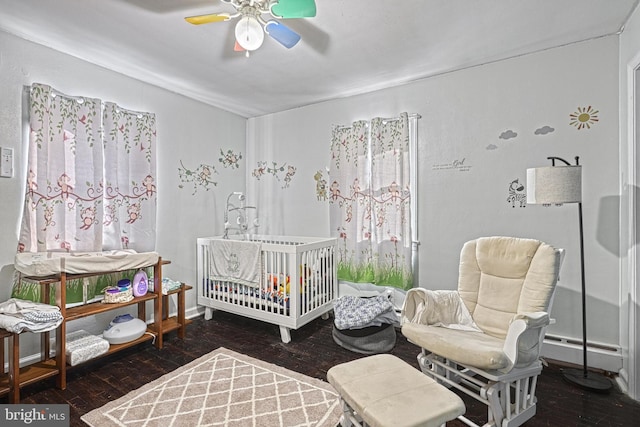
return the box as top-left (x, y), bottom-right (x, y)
top-left (81, 348), bottom-right (341, 427)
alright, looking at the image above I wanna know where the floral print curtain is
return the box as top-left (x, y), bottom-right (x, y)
top-left (18, 83), bottom-right (156, 253)
top-left (329, 112), bottom-right (413, 290)
top-left (102, 102), bottom-right (157, 251)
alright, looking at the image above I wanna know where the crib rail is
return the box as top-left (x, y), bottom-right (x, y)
top-left (196, 235), bottom-right (337, 342)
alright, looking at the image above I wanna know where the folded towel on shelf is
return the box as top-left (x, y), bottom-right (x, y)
top-left (209, 240), bottom-right (262, 287)
top-left (0, 297), bottom-right (62, 315)
top-left (159, 277), bottom-right (182, 295)
top-left (0, 298), bottom-right (63, 333)
top-left (66, 330), bottom-right (110, 366)
top-left (22, 310), bottom-right (63, 323)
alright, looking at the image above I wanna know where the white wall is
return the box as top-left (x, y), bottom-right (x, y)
top-left (248, 36), bottom-right (622, 370)
top-left (0, 27), bottom-right (628, 377)
top-left (0, 31), bottom-right (246, 356)
top-left (618, 2), bottom-right (640, 399)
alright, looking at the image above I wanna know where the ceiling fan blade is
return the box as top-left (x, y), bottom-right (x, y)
top-left (184, 13), bottom-right (230, 25)
top-left (265, 20), bottom-right (301, 48)
top-left (270, 0), bottom-right (316, 18)
top-left (234, 40), bottom-right (245, 52)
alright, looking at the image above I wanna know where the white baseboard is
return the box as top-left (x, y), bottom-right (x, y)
top-left (186, 307), bottom-right (203, 320)
top-left (541, 334), bottom-right (623, 373)
top-left (617, 368), bottom-right (630, 394)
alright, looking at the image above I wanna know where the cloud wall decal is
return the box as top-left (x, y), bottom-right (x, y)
top-left (499, 130), bottom-right (518, 140)
top-left (535, 126), bottom-right (555, 135)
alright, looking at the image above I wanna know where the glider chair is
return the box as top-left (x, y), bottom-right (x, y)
top-left (401, 236), bottom-right (562, 427)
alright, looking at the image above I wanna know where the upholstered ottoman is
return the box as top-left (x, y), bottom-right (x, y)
top-left (327, 354), bottom-right (465, 427)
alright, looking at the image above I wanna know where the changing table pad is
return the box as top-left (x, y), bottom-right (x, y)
top-left (15, 250), bottom-right (159, 277)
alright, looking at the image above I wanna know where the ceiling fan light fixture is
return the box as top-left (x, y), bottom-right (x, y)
top-left (185, 0), bottom-right (316, 56)
top-left (235, 16), bottom-right (264, 51)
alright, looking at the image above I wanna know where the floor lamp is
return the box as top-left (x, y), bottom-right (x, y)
top-left (526, 156), bottom-right (611, 392)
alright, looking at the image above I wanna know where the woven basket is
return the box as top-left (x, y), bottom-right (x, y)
top-left (103, 287), bottom-right (133, 304)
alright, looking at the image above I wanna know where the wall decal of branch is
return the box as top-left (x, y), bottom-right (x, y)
top-left (218, 149), bottom-right (242, 169)
top-left (178, 160), bottom-right (218, 195)
top-left (252, 161), bottom-right (297, 189)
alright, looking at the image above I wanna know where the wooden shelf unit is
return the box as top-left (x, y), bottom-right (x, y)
top-left (0, 257), bottom-right (192, 402)
top-left (162, 283), bottom-right (193, 340)
top-left (0, 328), bottom-right (19, 403)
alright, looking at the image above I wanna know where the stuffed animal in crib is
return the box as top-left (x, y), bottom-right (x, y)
top-left (268, 274), bottom-right (291, 297)
top-left (269, 266), bottom-right (313, 298)
top-left (300, 264), bottom-right (312, 286)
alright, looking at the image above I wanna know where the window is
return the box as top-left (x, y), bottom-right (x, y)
top-left (329, 112), bottom-right (419, 290)
top-left (18, 83), bottom-right (157, 253)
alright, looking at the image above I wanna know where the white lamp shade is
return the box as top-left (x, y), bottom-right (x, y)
top-left (235, 16), bottom-right (264, 51)
top-left (526, 165), bottom-right (582, 204)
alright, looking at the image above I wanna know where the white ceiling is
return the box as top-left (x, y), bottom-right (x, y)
top-left (0, 0), bottom-right (638, 118)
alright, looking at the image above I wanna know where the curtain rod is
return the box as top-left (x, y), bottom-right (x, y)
top-left (24, 85), bottom-right (89, 103)
top-left (25, 84), bottom-right (152, 117)
top-left (333, 113), bottom-right (421, 130)
top-left (383, 113), bottom-right (422, 121)
top-left (107, 103), bottom-right (153, 118)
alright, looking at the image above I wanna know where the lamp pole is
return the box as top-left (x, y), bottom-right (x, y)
top-left (548, 157), bottom-right (611, 392)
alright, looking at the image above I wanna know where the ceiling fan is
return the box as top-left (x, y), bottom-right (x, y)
top-left (185, 0), bottom-right (316, 57)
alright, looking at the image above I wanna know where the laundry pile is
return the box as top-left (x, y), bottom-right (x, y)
top-left (0, 298), bottom-right (63, 333)
top-left (332, 294), bottom-right (399, 354)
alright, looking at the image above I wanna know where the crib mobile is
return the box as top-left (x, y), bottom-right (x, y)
top-left (223, 192), bottom-right (260, 239)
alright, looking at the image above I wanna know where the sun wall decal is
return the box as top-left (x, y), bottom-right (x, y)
top-left (569, 106), bottom-right (599, 130)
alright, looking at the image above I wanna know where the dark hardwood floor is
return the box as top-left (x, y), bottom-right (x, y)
top-left (7, 311), bottom-right (640, 426)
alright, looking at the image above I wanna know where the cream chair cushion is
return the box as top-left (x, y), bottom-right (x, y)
top-left (402, 236), bottom-right (561, 371)
top-left (403, 323), bottom-right (508, 370)
top-left (458, 236), bottom-right (559, 339)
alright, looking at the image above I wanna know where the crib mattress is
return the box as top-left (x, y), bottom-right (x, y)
top-left (15, 250), bottom-right (159, 277)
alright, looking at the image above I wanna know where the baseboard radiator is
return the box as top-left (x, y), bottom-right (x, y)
top-left (542, 333), bottom-right (622, 374)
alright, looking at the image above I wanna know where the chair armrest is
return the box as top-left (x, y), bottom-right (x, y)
top-left (512, 311), bottom-right (550, 328)
top-left (502, 312), bottom-right (550, 372)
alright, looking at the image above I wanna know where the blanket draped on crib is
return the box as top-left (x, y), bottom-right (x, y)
top-left (208, 240), bottom-right (262, 287)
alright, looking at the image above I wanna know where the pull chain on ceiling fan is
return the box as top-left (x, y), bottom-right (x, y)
top-left (185, 0), bottom-right (317, 57)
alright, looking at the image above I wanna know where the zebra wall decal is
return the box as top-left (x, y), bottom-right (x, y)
top-left (507, 178), bottom-right (527, 208)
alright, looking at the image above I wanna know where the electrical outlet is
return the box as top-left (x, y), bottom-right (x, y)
top-left (1, 147), bottom-right (14, 178)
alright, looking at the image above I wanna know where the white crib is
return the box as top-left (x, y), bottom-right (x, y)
top-left (196, 235), bottom-right (337, 343)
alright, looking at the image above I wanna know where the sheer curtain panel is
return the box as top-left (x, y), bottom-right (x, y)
top-left (18, 83), bottom-right (157, 253)
top-left (330, 112), bottom-right (415, 290)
